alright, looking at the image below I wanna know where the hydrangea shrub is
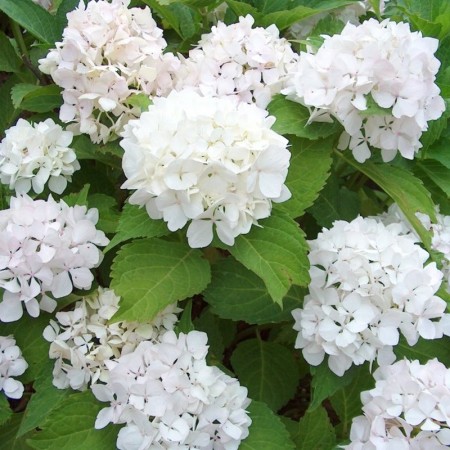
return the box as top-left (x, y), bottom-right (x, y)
top-left (0, 0), bottom-right (449, 449)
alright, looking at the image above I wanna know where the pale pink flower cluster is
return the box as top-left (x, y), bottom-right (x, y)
top-left (0, 119), bottom-right (79, 195)
top-left (346, 359), bottom-right (450, 449)
top-left (0, 335), bottom-right (27, 399)
top-left (120, 89), bottom-right (291, 248)
top-left (0, 194), bottom-right (109, 323)
top-left (43, 288), bottom-right (181, 390)
top-left (175, 15), bottom-right (298, 108)
top-left (292, 216), bottom-right (450, 376)
top-left (92, 330), bottom-right (251, 450)
top-left (39, 0), bottom-right (180, 143)
top-left (283, 19), bottom-right (445, 162)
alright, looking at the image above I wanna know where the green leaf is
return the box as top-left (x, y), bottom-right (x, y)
top-left (0, 0), bottom-right (64, 43)
top-left (203, 257), bottom-right (303, 324)
top-left (71, 135), bottom-right (122, 169)
top-left (277, 136), bottom-right (333, 219)
top-left (0, 395), bottom-right (12, 427)
top-left (309, 173), bottom-right (360, 228)
top-left (27, 391), bottom-right (118, 450)
top-left (229, 209), bottom-right (310, 304)
top-left (260, 0), bottom-right (356, 30)
top-left (104, 203), bottom-right (170, 252)
top-left (423, 135), bottom-right (450, 169)
top-left (87, 194), bottom-right (120, 234)
top-left (394, 336), bottom-right (450, 367)
top-left (337, 152), bottom-right (435, 251)
top-left (231, 339), bottom-right (299, 411)
top-left (62, 184), bottom-right (90, 207)
top-left (417, 159), bottom-right (450, 197)
top-left (0, 31), bottom-right (22, 73)
top-left (224, 0), bottom-right (262, 21)
top-left (268, 95), bottom-right (341, 140)
top-left (175, 299), bottom-right (194, 333)
top-left (0, 413), bottom-right (34, 450)
top-left (0, 75), bottom-right (20, 135)
top-left (18, 362), bottom-right (69, 437)
top-left (289, 406), bottom-right (336, 449)
top-left (11, 84), bottom-right (62, 113)
top-left (126, 93), bottom-right (152, 112)
top-left (110, 238), bottom-right (211, 322)
top-left (0, 312), bottom-right (52, 382)
top-left (193, 308), bottom-right (236, 361)
top-left (309, 361), bottom-right (358, 411)
top-left (240, 401), bottom-right (295, 450)
top-left (330, 364), bottom-right (374, 439)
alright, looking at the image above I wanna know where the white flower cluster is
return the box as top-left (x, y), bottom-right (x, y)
top-left (92, 330), bottom-right (251, 450)
top-left (39, 0), bottom-right (180, 143)
top-left (283, 19), bottom-right (445, 162)
top-left (0, 118), bottom-right (79, 195)
top-left (0, 194), bottom-right (109, 323)
top-left (121, 89), bottom-right (291, 248)
top-left (0, 335), bottom-right (27, 399)
top-left (292, 216), bottom-right (450, 376)
top-left (175, 15), bottom-right (298, 108)
top-left (43, 288), bottom-right (181, 390)
top-left (346, 359), bottom-right (450, 449)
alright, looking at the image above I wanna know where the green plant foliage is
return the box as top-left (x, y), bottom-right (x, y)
top-left (231, 339), bottom-right (300, 411)
top-left (268, 95), bottom-right (341, 139)
top-left (17, 363), bottom-right (69, 437)
top-left (10, 84), bottom-right (62, 113)
top-left (228, 210), bottom-right (310, 304)
top-left (27, 391), bottom-right (118, 450)
top-left (240, 401), bottom-right (296, 450)
top-left (277, 136), bottom-right (333, 219)
top-left (104, 203), bottom-right (170, 252)
top-left (204, 257), bottom-right (304, 324)
top-left (0, 395), bottom-right (12, 427)
top-left (337, 153), bottom-right (436, 251)
top-left (285, 406), bottom-right (337, 449)
top-left (110, 238), bottom-right (211, 321)
top-left (0, 413), bottom-right (34, 450)
top-left (0, 31), bottom-right (22, 73)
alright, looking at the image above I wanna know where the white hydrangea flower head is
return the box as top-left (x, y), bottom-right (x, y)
top-left (283, 18), bottom-right (445, 163)
top-left (0, 335), bottom-right (28, 399)
top-left (120, 89), bottom-right (291, 248)
top-left (92, 330), bottom-right (252, 450)
top-left (43, 288), bottom-right (181, 391)
top-left (174, 15), bottom-right (299, 108)
top-left (0, 194), bottom-right (109, 323)
top-left (0, 118), bottom-right (80, 195)
top-left (38, 0), bottom-right (180, 143)
top-left (345, 358), bottom-right (450, 449)
top-left (381, 203), bottom-right (450, 295)
top-left (292, 215), bottom-right (449, 376)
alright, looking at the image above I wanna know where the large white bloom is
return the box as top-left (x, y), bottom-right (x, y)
top-left (120, 89), bottom-right (291, 248)
top-left (175, 15), bottom-right (298, 108)
top-left (43, 288), bottom-right (181, 391)
top-left (283, 19), bottom-right (445, 162)
top-left (346, 359), bottom-right (450, 449)
top-left (0, 118), bottom-right (79, 195)
top-left (292, 216), bottom-right (449, 376)
top-left (0, 194), bottom-right (109, 322)
top-left (92, 330), bottom-right (252, 450)
top-left (38, 0), bottom-right (180, 143)
top-left (0, 335), bottom-right (28, 399)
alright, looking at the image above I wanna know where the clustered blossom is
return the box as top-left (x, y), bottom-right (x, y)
top-left (292, 215), bottom-right (450, 376)
top-left (283, 19), bottom-right (445, 162)
top-left (43, 288), bottom-right (181, 390)
top-left (92, 330), bottom-right (251, 450)
top-left (0, 335), bottom-right (27, 399)
top-left (0, 194), bottom-right (108, 323)
top-left (39, 0), bottom-right (180, 143)
top-left (174, 15), bottom-right (298, 108)
top-left (346, 359), bottom-right (450, 449)
top-left (0, 118), bottom-right (79, 195)
top-left (120, 89), bottom-right (291, 248)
